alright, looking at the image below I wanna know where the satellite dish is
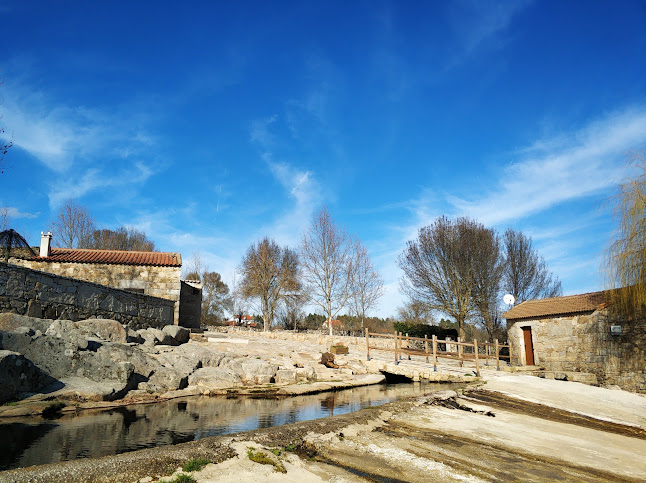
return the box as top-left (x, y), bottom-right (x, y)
top-left (503, 294), bottom-right (515, 306)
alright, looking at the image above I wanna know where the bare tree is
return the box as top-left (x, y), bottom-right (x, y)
top-left (201, 271), bottom-right (233, 325)
top-left (0, 206), bottom-right (10, 231)
top-left (0, 126), bottom-right (10, 174)
top-left (605, 151), bottom-right (646, 318)
top-left (239, 237), bottom-right (300, 331)
top-left (185, 262), bottom-right (233, 326)
top-left (85, 227), bottom-right (156, 251)
top-left (503, 228), bottom-right (561, 304)
top-left (230, 272), bottom-right (248, 324)
top-left (52, 200), bottom-right (96, 248)
top-left (399, 217), bottom-right (489, 339)
top-left (471, 226), bottom-right (505, 341)
top-left (280, 292), bottom-right (307, 331)
top-left (351, 242), bottom-right (384, 331)
top-left (183, 251), bottom-right (206, 280)
top-left (1, 81), bottom-right (13, 175)
top-left (300, 207), bottom-right (357, 336)
top-left (396, 299), bottom-right (434, 325)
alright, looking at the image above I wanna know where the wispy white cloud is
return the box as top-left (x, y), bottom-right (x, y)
top-left (249, 113), bottom-right (325, 247)
top-left (1, 80), bottom-right (160, 204)
top-left (261, 157), bottom-right (322, 247)
top-left (449, 107), bottom-right (646, 225)
top-left (1, 206), bottom-right (39, 219)
top-left (250, 115), bottom-right (277, 146)
top-left (48, 162), bottom-right (154, 208)
top-left (446, 0), bottom-right (533, 69)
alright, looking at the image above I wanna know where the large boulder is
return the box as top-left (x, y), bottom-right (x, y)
top-left (0, 331), bottom-right (80, 379)
top-left (138, 328), bottom-right (173, 346)
top-left (274, 368), bottom-right (297, 384)
top-left (95, 343), bottom-right (162, 382)
top-left (240, 360), bottom-right (279, 384)
top-left (0, 313), bottom-right (52, 334)
top-left (75, 319), bottom-right (127, 344)
top-left (45, 320), bottom-right (89, 350)
top-left (162, 325), bottom-right (190, 345)
top-left (156, 351), bottom-right (201, 378)
top-left (0, 350), bottom-right (55, 402)
top-left (173, 343), bottom-right (226, 368)
top-left (188, 367), bottom-right (242, 391)
top-left (139, 366), bottom-right (187, 393)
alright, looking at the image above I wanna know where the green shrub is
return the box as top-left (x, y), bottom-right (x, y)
top-left (393, 322), bottom-right (458, 340)
top-left (247, 448), bottom-right (286, 473)
top-left (182, 458), bottom-right (210, 472)
top-left (170, 475), bottom-right (196, 483)
top-left (42, 401), bottom-right (65, 419)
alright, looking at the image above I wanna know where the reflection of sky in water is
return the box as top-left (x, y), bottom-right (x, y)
top-left (1, 382), bottom-right (454, 470)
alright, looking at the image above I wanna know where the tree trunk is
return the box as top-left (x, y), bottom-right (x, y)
top-left (458, 316), bottom-right (466, 341)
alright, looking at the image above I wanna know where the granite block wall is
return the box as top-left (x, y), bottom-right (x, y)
top-left (9, 258), bottom-right (181, 323)
top-left (0, 262), bottom-right (174, 329)
top-left (508, 310), bottom-right (646, 393)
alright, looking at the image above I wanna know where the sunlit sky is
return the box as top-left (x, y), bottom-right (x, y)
top-left (1, 1), bottom-right (645, 317)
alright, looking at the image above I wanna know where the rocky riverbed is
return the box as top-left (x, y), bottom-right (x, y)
top-left (1, 314), bottom-right (400, 416)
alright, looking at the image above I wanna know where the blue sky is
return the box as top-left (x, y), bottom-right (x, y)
top-left (1, 1), bottom-right (645, 317)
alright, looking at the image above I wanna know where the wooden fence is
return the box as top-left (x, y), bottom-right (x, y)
top-left (365, 329), bottom-right (512, 376)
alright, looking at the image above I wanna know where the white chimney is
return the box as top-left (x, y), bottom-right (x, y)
top-left (40, 232), bottom-right (52, 257)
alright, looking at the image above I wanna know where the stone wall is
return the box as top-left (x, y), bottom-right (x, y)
top-left (508, 310), bottom-right (646, 393)
top-left (9, 258), bottom-right (181, 323)
top-left (0, 262), bottom-right (174, 329)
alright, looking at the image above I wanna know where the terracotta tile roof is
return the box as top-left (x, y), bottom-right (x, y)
top-left (36, 248), bottom-right (182, 267)
top-left (503, 290), bottom-right (609, 320)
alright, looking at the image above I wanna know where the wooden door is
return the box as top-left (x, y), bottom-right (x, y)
top-left (522, 327), bottom-right (535, 366)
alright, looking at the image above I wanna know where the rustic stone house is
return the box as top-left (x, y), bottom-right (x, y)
top-left (8, 232), bottom-right (201, 327)
top-left (504, 290), bottom-right (645, 393)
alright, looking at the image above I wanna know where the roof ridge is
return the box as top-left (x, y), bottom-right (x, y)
top-left (525, 289), bottom-right (607, 303)
top-left (51, 247), bottom-right (179, 255)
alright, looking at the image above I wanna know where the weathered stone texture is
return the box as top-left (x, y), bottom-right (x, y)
top-left (0, 262), bottom-right (174, 329)
top-left (508, 310), bottom-right (646, 393)
top-left (9, 258), bottom-right (182, 323)
top-left (0, 349), bottom-right (56, 403)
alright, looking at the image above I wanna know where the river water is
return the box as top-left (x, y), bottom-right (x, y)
top-left (1, 382), bottom-right (451, 470)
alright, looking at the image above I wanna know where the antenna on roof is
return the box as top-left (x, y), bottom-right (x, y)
top-left (503, 293), bottom-right (515, 307)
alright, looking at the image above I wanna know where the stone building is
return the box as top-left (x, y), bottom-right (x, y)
top-left (504, 290), bottom-right (646, 393)
top-left (7, 232), bottom-right (201, 326)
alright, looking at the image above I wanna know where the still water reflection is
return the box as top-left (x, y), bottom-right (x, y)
top-left (1, 382), bottom-right (449, 470)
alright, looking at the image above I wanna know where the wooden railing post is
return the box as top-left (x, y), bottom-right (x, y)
top-left (424, 334), bottom-right (429, 363)
top-left (474, 339), bottom-right (480, 376)
top-left (394, 331), bottom-right (399, 364)
top-left (458, 337), bottom-right (463, 367)
top-left (365, 328), bottom-right (370, 361)
top-left (495, 339), bottom-right (500, 371)
top-left (432, 335), bottom-right (437, 372)
top-left (406, 333), bottom-right (411, 360)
